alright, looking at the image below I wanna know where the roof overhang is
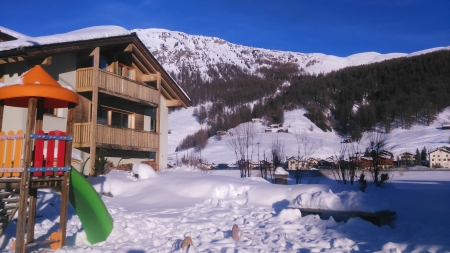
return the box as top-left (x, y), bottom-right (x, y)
top-left (0, 32), bottom-right (190, 108)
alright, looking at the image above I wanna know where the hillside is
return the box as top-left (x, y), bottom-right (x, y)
top-left (133, 28), bottom-right (450, 79)
top-left (168, 106), bottom-right (450, 165)
top-left (134, 28), bottom-right (450, 160)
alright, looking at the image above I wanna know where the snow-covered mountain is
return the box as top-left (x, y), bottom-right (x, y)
top-left (133, 28), bottom-right (450, 79)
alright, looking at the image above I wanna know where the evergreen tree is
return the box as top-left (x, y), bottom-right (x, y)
top-left (364, 148), bottom-right (371, 157)
top-left (415, 148), bottom-right (421, 164)
top-left (421, 146), bottom-right (428, 161)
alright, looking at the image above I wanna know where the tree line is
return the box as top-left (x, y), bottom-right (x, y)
top-left (281, 49), bottom-right (450, 139)
top-left (173, 49), bottom-right (450, 151)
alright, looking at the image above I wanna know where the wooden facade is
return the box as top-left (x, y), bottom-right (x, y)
top-left (0, 30), bottom-right (190, 175)
top-left (73, 123), bottom-right (158, 151)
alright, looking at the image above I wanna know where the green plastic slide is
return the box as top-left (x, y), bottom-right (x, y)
top-left (69, 168), bottom-right (114, 244)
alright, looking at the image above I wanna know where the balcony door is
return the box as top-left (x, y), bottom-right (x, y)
top-left (118, 63), bottom-right (134, 80)
top-left (97, 107), bottom-right (134, 129)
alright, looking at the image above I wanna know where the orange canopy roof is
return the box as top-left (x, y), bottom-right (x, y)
top-left (0, 65), bottom-right (79, 108)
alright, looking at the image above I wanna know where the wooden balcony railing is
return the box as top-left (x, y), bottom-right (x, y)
top-left (76, 67), bottom-right (159, 105)
top-left (73, 123), bottom-right (158, 151)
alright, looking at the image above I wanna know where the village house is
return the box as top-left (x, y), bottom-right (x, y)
top-left (397, 152), bottom-right (415, 166)
top-left (243, 161), bottom-right (261, 169)
top-left (286, 156), bottom-right (308, 170)
top-left (429, 146), bottom-right (450, 168)
top-left (308, 157), bottom-right (319, 167)
top-left (352, 150), bottom-right (394, 169)
top-left (317, 159), bottom-right (334, 170)
top-left (251, 118), bottom-right (261, 123)
top-left (0, 26), bottom-right (190, 175)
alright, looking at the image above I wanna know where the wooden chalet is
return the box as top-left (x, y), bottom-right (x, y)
top-left (0, 26), bottom-right (190, 175)
top-left (353, 150), bottom-right (394, 169)
top-left (397, 152), bottom-right (415, 166)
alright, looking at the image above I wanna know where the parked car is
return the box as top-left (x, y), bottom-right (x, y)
top-left (214, 164), bottom-right (229, 170)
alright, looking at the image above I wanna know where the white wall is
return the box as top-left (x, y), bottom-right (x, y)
top-left (159, 97), bottom-right (168, 171)
top-left (1, 65), bottom-right (28, 132)
top-left (430, 149), bottom-right (450, 168)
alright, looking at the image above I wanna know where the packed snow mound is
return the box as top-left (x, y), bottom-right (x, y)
top-left (132, 163), bottom-right (157, 179)
top-left (278, 208), bottom-right (302, 221)
top-left (289, 190), bottom-right (388, 212)
top-left (274, 166), bottom-right (289, 175)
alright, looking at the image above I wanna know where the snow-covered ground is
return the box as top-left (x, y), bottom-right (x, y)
top-left (1, 168), bottom-right (450, 252)
top-left (169, 106), bottom-right (450, 165)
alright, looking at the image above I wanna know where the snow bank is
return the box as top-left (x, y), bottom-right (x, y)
top-left (289, 190), bottom-right (387, 212)
top-left (132, 163), bottom-right (157, 179)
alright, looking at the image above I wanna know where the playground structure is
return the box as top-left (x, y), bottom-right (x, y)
top-left (0, 65), bottom-right (113, 252)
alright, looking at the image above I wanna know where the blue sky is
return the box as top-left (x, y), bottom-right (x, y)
top-left (2, 0), bottom-right (449, 57)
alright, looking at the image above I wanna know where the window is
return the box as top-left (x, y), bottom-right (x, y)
top-left (44, 108), bottom-right (63, 117)
top-left (111, 111), bottom-right (129, 128)
top-left (118, 64), bottom-right (134, 80)
top-left (97, 107), bottom-right (133, 129)
top-left (100, 59), bottom-right (108, 70)
top-left (92, 58), bottom-right (109, 70)
top-left (150, 118), bottom-right (156, 132)
top-left (144, 108), bottom-right (157, 132)
top-left (97, 108), bottom-right (108, 125)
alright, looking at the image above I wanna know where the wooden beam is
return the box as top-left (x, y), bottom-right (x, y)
top-left (160, 87), bottom-right (174, 100)
top-left (17, 56), bottom-right (25, 62)
top-left (90, 47), bottom-right (100, 176)
top-left (7, 58), bottom-right (16, 63)
top-left (131, 54), bottom-right (148, 75)
top-left (0, 101), bottom-right (3, 132)
top-left (166, 100), bottom-right (182, 107)
top-left (131, 45), bottom-right (157, 73)
top-left (27, 99), bottom-right (45, 244)
top-left (156, 72), bottom-right (161, 171)
top-left (0, 59), bottom-right (6, 64)
top-left (124, 44), bottom-right (133, 52)
top-left (143, 74), bottom-right (158, 82)
top-left (26, 56), bottom-right (52, 66)
top-left (60, 105), bottom-right (75, 246)
top-left (41, 56), bottom-right (52, 65)
top-left (16, 97), bottom-right (37, 253)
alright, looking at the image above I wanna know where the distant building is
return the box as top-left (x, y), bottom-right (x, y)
top-left (429, 146), bottom-right (450, 168)
top-left (252, 118), bottom-right (261, 123)
top-left (286, 156), bottom-right (308, 170)
top-left (317, 160), bottom-right (333, 170)
top-left (308, 157), bottom-right (319, 166)
top-left (353, 150), bottom-right (394, 169)
top-left (397, 152), bottom-right (415, 166)
top-left (216, 130), bottom-right (227, 136)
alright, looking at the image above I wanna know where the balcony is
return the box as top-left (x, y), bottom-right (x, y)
top-left (73, 123), bottom-right (158, 152)
top-left (76, 67), bottom-right (159, 106)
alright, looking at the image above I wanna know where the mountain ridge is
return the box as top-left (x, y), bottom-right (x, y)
top-left (133, 28), bottom-right (450, 79)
